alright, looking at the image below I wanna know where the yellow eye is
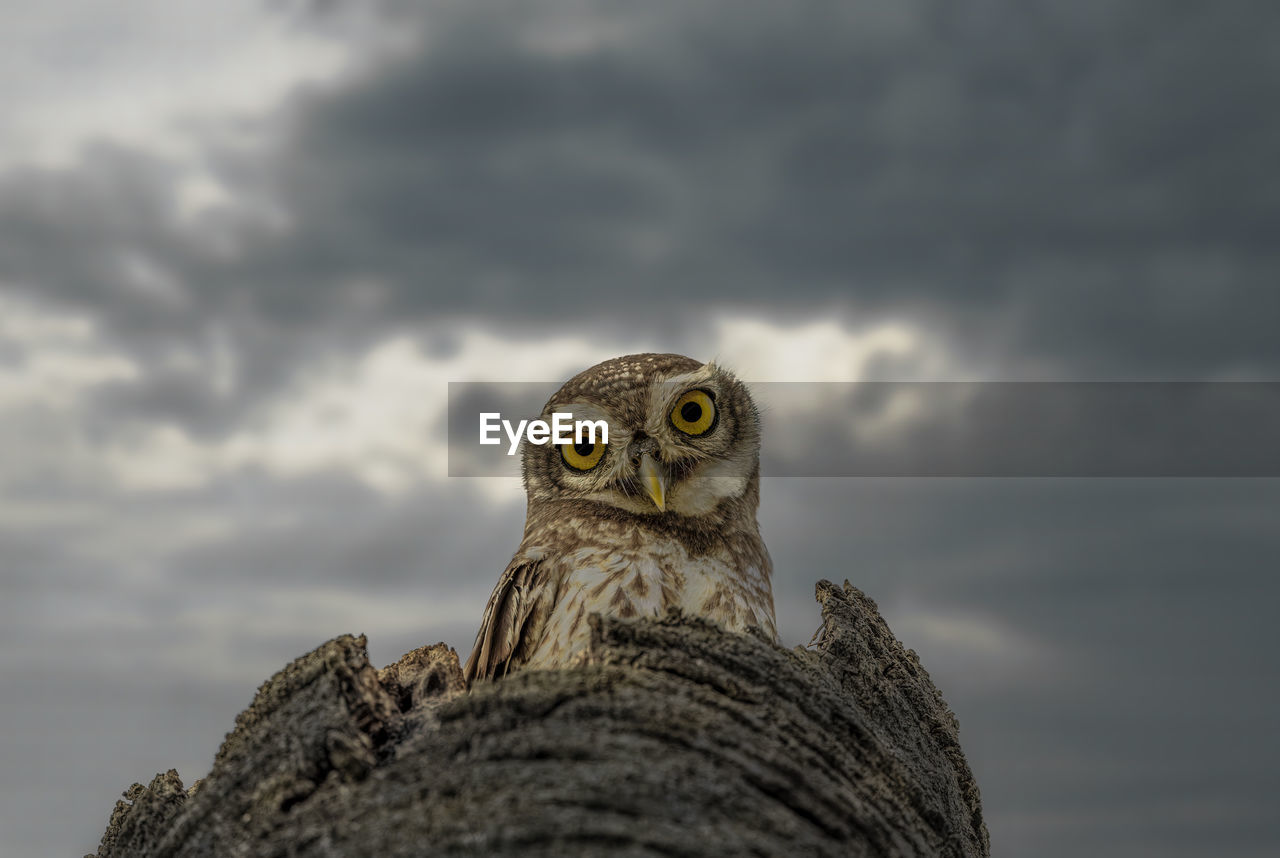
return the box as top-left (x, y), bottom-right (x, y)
top-left (670, 389), bottom-right (717, 436)
top-left (561, 439), bottom-right (607, 471)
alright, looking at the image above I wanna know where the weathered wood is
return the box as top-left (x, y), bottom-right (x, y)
top-left (91, 580), bottom-right (989, 857)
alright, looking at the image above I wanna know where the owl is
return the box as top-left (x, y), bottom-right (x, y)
top-left (463, 353), bottom-right (776, 684)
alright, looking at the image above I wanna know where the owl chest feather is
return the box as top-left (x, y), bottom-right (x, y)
top-left (520, 526), bottom-right (774, 670)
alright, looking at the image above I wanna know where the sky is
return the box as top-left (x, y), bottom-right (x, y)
top-left (1, 1), bottom-right (1278, 855)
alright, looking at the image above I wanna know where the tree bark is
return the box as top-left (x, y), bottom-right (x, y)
top-left (91, 580), bottom-right (989, 857)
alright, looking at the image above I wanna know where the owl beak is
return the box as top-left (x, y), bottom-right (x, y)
top-left (638, 452), bottom-right (667, 512)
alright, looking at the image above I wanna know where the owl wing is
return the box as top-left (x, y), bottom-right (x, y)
top-left (463, 556), bottom-right (551, 686)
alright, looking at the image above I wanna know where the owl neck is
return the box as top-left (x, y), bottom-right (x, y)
top-left (528, 466), bottom-right (762, 547)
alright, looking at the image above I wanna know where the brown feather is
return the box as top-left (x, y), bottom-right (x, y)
top-left (463, 558), bottom-right (546, 685)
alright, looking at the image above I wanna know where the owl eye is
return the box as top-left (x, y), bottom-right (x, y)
top-left (561, 439), bottom-right (607, 471)
top-left (670, 389), bottom-right (717, 436)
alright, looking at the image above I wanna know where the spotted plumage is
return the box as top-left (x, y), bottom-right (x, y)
top-left (463, 353), bottom-right (775, 684)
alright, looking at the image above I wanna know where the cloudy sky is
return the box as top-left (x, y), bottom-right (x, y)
top-left (2, 1), bottom-right (1277, 855)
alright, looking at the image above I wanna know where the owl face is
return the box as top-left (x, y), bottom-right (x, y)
top-left (522, 354), bottom-right (761, 517)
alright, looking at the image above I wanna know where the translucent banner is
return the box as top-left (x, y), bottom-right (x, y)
top-left (447, 382), bottom-right (1280, 477)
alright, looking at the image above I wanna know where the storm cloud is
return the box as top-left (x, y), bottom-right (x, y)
top-left (1, 2), bottom-right (1277, 855)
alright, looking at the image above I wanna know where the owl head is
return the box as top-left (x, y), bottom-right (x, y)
top-left (522, 353), bottom-right (761, 518)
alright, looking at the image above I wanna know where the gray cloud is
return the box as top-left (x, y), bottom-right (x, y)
top-left (3, 1), bottom-right (1277, 391)
top-left (268, 0), bottom-right (1280, 365)
top-left (168, 473), bottom-right (526, 592)
top-left (248, 0), bottom-right (1280, 373)
top-left (3, 2), bottom-right (1279, 856)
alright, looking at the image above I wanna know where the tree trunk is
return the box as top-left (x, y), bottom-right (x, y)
top-left (91, 580), bottom-right (989, 857)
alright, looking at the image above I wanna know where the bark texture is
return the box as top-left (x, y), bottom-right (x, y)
top-left (90, 580), bottom-right (989, 857)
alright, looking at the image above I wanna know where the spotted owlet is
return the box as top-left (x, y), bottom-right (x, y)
top-left (463, 353), bottom-right (776, 684)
